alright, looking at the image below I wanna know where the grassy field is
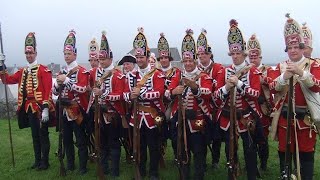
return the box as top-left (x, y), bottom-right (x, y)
top-left (0, 119), bottom-right (319, 180)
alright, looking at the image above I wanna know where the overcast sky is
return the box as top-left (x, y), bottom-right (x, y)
top-left (1, 0), bottom-right (320, 66)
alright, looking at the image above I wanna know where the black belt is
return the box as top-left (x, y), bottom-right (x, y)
top-left (25, 97), bottom-right (35, 100)
top-left (257, 96), bottom-right (266, 105)
top-left (281, 106), bottom-right (307, 120)
top-left (221, 108), bottom-right (250, 120)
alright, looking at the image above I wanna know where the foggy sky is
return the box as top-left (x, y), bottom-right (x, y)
top-left (1, 0), bottom-right (320, 66)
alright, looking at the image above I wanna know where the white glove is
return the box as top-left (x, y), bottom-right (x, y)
top-left (0, 54), bottom-right (5, 61)
top-left (41, 108), bottom-right (49, 123)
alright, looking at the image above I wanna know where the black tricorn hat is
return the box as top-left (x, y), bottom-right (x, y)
top-left (118, 53), bottom-right (137, 65)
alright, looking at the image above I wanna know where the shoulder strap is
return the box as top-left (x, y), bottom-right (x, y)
top-left (258, 65), bottom-right (267, 73)
top-left (95, 69), bottom-right (116, 87)
top-left (193, 71), bottom-right (207, 82)
top-left (136, 68), bottom-right (157, 89)
top-left (204, 62), bottom-right (214, 74)
top-left (66, 66), bottom-right (80, 77)
top-left (166, 67), bottom-right (176, 78)
top-left (235, 64), bottom-right (254, 78)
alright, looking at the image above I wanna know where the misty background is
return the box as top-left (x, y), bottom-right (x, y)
top-left (1, 0), bottom-right (320, 67)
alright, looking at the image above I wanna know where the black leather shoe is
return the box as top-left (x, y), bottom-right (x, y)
top-left (212, 163), bottom-right (219, 169)
top-left (67, 164), bottom-right (75, 171)
top-left (79, 168), bottom-right (87, 175)
top-left (150, 176), bottom-right (159, 180)
top-left (31, 162), bottom-right (40, 169)
top-left (37, 162), bottom-right (49, 170)
top-left (103, 169), bottom-right (110, 175)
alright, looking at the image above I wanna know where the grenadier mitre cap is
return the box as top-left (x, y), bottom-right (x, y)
top-left (247, 34), bottom-right (262, 59)
top-left (88, 37), bottom-right (99, 59)
top-left (157, 33), bottom-right (172, 61)
top-left (197, 28), bottom-right (211, 53)
top-left (133, 27), bottom-right (149, 57)
top-left (64, 30), bottom-right (77, 53)
top-left (301, 22), bottom-right (312, 48)
top-left (181, 29), bottom-right (196, 60)
top-left (227, 19), bottom-right (246, 55)
top-left (99, 31), bottom-right (113, 59)
top-left (283, 13), bottom-right (304, 47)
top-left (25, 32), bottom-right (36, 53)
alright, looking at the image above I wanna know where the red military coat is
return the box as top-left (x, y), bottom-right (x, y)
top-left (88, 67), bottom-right (125, 124)
top-left (198, 61), bottom-right (224, 121)
top-left (269, 58), bottom-right (320, 152)
top-left (214, 64), bottom-right (261, 133)
top-left (163, 67), bottom-right (182, 91)
top-left (53, 65), bottom-right (89, 115)
top-left (1, 64), bottom-right (54, 113)
top-left (165, 68), bottom-right (213, 133)
top-left (199, 61), bottom-right (224, 85)
top-left (258, 64), bottom-right (274, 136)
top-left (123, 66), bottom-right (165, 129)
top-left (162, 67), bottom-right (182, 106)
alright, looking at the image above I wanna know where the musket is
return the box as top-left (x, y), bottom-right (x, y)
top-left (176, 73), bottom-right (189, 180)
top-left (119, 136), bottom-right (132, 162)
top-left (158, 114), bottom-right (166, 169)
top-left (57, 85), bottom-right (66, 176)
top-left (227, 64), bottom-right (254, 180)
top-left (0, 23), bottom-right (15, 168)
top-left (132, 71), bottom-right (141, 180)
top-left (93, 80), bottom-right (105, 180)
top-left (121, 102), bottom-right (133, 163)
top-left (282, 77), bottom-right (294, 180)
top-left (159, 141), bottom-right (166, 169)
top-left (227, 87), bottom-right (237, 180)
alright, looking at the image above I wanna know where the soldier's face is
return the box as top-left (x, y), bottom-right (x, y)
top-left (231, 52), bottom-right (246, 65)
top-left (89, 58), bottom-right (99, 68)
top-left (136, 55), bottom-right (148, 69)
top-left (123, 62), bottom-right (135, 73)
top-left (249, 55), bottom-right (261, 67)
top-left (287, 45), bottom-right (303, 62)
top-left (99, 58), bottom-right (112, 69)
top-left (149, 57), bottom-right (156, 68)
top-left (64, 50), bottom-right (76, 65)
top-left (303, 46), bottom-right (313, 58)
top-left (25, 51), bottom-right (37, 64)
top-left (198, 51), bottom-right (211, 65)
top-left (183, 57), bottom-right (197, 72)
top-left (159, 56), bottom-right (170, 69)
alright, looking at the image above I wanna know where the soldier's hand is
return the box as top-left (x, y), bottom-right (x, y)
top-left (225, 79), bottom-right (235, 91)
top-left (182, 78), bottom-right (198, 91)
top-left (92, 88), bottom-right (103, 96)
top-left (86, 86), bottom-right (92, 92)
top-left (249, 62), bottom-right (256, 68)
top-left (286, 62), bottom-right (304, 76)
top-left (283, 70), bottom-right (294, 80)
top-left (0, 54), bottom-right (5, 61)
top-left (57, 74), bottom-right (67, 84)
top-left (228, 75), bottom-right (239, 85)
top-left (0, 59), bottom-right (6, 71)
top-left (172, 85), bottom-right (184, 95)
top-left (131, 87), bottom-right (140, 99)
top-left (41, 108), bottom-right (49, 123)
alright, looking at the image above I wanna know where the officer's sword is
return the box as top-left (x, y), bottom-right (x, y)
top-left (0, 23), bottom-right (15, 168)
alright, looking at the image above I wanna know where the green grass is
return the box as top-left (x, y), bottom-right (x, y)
top-left (0, 119), bottom-right (319, 180)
